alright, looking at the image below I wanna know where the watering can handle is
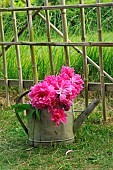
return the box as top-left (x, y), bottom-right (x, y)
top-left (15, 90), bottom-right (30, 135)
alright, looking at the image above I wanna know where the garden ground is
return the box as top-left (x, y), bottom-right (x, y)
top-left (0, 90), bottom-right (113, 170)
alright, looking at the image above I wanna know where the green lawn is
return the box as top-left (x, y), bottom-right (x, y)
top-left (0, 103), bottom-right (113, 170)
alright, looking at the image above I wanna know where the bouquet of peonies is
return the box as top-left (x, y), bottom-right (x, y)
top-left (27, 66), bottom-right (84, 126)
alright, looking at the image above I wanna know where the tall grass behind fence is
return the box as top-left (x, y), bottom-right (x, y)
top-left (0, 0), bottom-right (113, 121)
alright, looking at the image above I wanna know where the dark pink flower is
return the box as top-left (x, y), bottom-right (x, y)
top-left (71, 74), bottom-right (84, 95)
top-left (28, 81), bottom-right (57, 110)
top-left (51, 108), bottom-right (67, 126)
top-left (61, 66), bottom-right (74, 78)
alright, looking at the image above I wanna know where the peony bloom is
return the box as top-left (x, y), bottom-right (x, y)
top-left (61, 66), bottom-right (74, 78)
top-left (71, 74), bottom-right (84, 95)
top-left (44, 75), bottom-right (57, 86)
top-left (28, 81), bottom-right (57, 110)
top-left (51, 108), bottom-right (67, 126)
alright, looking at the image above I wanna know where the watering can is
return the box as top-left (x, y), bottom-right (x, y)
top-left (15, 91), bottom-right (99, 147)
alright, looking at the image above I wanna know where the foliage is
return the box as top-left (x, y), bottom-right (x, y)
top-left (0, 0), bottom-right (36, 7)
top-left (12, 103), bottom-right (40, 121)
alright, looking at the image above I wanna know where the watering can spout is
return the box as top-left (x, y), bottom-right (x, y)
top-left (73, 98), bottom-right (99, 134)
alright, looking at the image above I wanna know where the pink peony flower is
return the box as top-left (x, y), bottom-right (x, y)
top-left (71, 74), bottom-right (84, 95)
top-left (51, 108), bottom-right (67, 126)
top-left (61, 66), bottom-right (74, 78)
top-left (28, 81), bottom-right (57, 110)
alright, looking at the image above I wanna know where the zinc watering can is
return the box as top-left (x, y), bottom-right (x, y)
top-left (15, 90), bottom-right (99, 147)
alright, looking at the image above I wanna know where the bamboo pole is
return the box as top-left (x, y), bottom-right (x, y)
top-left (79, 0), bottom-right (88, 108)
top-left (0, 41), bottom-right (113, 47)
top-left (60, 0), bottom-right (70, 66)
top-left (38, 12), bottom-right (113, 82)
top-left (44, 0), bottom-right (54, 75)
top-left (10, 0), bottom-right (24, 103)
top-left (0, 3), bottom-right (113, 12)
top-left (0, 11), bottom-right (10, 106)
top-left (26, 0), bottom-right (38, 84)
top-left (96, 0), bottom-right (107, 121)
top-left (0, 41), bottom-right (113, 46)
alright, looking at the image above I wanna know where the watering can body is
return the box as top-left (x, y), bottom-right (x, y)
top-left (28, 108), bottom-right (74, 147)
top-left (15, 91), bottom-right (99, 147)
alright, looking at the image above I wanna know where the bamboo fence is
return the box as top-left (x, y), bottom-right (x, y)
top-left (0, 0), bottom-right (113, 121)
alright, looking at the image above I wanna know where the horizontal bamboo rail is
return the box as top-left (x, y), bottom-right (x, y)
top-left (0, 3), bottom-right (113, 12)
top-left (0, 42), bottom-right (113, 46)
top-left (0, 79), bottom-right (113, 92)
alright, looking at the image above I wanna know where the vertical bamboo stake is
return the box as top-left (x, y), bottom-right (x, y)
top-left (96, 0), bottom-right (107, 121)
top-left (10, 0), bottom-right (24, 103)
top-left (44, 0), bottom-right (54, 75)
top-left (26, 0), bottom-right (38, 84)
top-left (112, 0), bottom-right (113, 31)
top-left (60, 0), bottom-right (70, 66)
top-left (0, 12), bottom-right (10, 106)
top-left (79, 0), bottom-right (88, 108)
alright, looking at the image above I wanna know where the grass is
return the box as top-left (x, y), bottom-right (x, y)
top-left (0, 95), bottom-right (113, 170)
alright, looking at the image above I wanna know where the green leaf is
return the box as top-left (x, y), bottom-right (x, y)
top-left (36, 109), bottom-right (40, 120)
top-left (27, 109), bottom-right (35, 121)
top-left (12, 104), bottom-right (32, 113)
